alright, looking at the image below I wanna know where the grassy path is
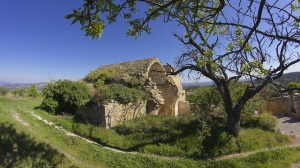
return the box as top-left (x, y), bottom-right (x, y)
top-left (29, 111), bottom-right (131, 154)
top-left (214, 141), bottom-right (300, 161)
top-left (24, 110), bottom-right (300, 162)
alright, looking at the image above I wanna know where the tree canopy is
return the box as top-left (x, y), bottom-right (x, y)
top-left (66, 0), bottom-right (300, 136)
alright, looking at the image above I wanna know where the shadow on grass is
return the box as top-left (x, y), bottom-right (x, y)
top-left (0, 122), bottom-right (70, 167)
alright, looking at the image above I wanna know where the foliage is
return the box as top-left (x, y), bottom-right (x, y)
top-left (0, 87), bottom-right (9, 96)
top-left (27, 84), bottom-right (39, 98)
top-left (187, 86), bottom-right (222, 115)
top-left (13, 88), bottom-right (26, 97)
top-left (126, 76), bottom-right (144, 90)
top-left (288, 81), bottom-right (300, 88)
top-left (84, 68), bottom-right (117, 83)
top-left (187, 82), bottom-right (263, 126)
top-left (40, 98), bottom-right (59, 115)
top-left (93, 84), bottom-right (143, 105)
top-left (243, 113), bottom-right (278, 132)
top-left (40, 80), bottom-right (90, 115)
top-left (110, 83), bottom-right (143, 104)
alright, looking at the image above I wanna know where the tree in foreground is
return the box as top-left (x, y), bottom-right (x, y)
top-left (66, 0), bottom-right (300, 136)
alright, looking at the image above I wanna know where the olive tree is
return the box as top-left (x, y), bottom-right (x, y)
top-left (66, 0), bottom-right (300, 136)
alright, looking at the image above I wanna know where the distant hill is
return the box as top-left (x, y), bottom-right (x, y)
top-left (182, 72), bottom-right (300, 89)
top-left (276, 72), bottom-right (300, 84)
top-left (0, 82), bottom-right (47, 91)
top-left (0, 80), bottom-right (10, 85)
top-left (182, 81), bottom-right (213, 89)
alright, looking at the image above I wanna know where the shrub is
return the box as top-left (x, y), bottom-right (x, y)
top-left (93, 84), bottom-right (144, 105)
top-left (93, 86), bottom-right (114, 104)
top-left (13, 88), bottom-right (26, 97)
top-left (243, 113), bottom-right (278, 132)
top-left (40, 80), bottom-right (91, 115)
top-left (110, 84), bottom-right (143, 104)
top-left (0, 87), bottom-right (9, 96)
top-left (187, 86), bottom-right (222, 115)
top-left (126, 76), bottom-right (144, 90)
top-left (40, 98), bottom-right (58, 114)
top-left (27, 84), bottom-right (39, 98)
top-left (84, 69), bottom-right (117, 83)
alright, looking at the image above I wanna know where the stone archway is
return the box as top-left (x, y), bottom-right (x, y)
top-left (147, 62), bottom-right (179, 116)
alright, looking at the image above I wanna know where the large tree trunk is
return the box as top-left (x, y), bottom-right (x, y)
top-left (226, 110), bottom-right (241, 137)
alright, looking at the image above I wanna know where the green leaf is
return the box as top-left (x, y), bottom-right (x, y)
top-left (64, 14), bottom-right (74, 19)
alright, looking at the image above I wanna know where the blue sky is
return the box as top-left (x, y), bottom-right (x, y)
top-left (0, 1), bottom-right (299, 83)
top-left (0, 0), bottom-right (185, 83)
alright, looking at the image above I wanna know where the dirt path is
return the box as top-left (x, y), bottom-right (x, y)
top-left (28, 111), bottom-right (132, 154)
top-left (277, 114), bottom-right (300, 143)
top-left (13, 112), bottom-right (29, 126)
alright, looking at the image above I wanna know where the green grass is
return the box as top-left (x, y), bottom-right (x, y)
top-left (26, 97), bottom-right (290, 159)
top-left (18, 97), bottom-right (289, 159)
top-left (0, 97), bottom-right (201, 167)
top-left (209, 147), bottom-right (300, 168)
top-left (0, 96), bottom-right (299, 167)
top-left (55, 115), bottom-right (289, 159)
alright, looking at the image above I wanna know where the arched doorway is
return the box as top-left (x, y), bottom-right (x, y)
top-left (147, 62), bottom-right (179, 116)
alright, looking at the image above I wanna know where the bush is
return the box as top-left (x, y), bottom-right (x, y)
top-left (93, 84), bottom-right (143, 105)
top-left (126, 76), bottom-right (144, 90)
top-left (243, 113), bottom-right (278, 132)
top-left (93, 86), bottom-right (114, 104)
top-left (187, 86), bottom-right (222, 115)
top-left (40, 80), bottom-right (91, 115)
top-left (110, 84), bottom-right (143, 104)
top-left (40, 98), bottom-right (58, 114)
top-left (0, 87), bottom-right (9, 96)
top-left (27, 84), bottom-right (39, 98)
top-left (13, 88), bottom-right (26, 97)
top-left (84, 69), bottom-right (118, 83)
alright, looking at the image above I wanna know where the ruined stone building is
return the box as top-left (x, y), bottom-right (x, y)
top-left (77, 58), bottom-right (189, 128)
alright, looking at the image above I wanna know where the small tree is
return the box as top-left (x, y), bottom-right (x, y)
top-left (27, 85), bottom-right (39, 98)
top-left (41, 80), bottom-right (91, 115)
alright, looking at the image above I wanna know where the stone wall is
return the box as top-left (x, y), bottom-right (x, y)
top-left (76, 103), bottom-right (106, 127)
top-left (259, 98), bottom-right (290, 115)
top-left (77, 100), bottom-right (147, 128)
top-left (103, 100), bottom-right (147, 128)
top-left (259, 94), bottom-right (300, 119)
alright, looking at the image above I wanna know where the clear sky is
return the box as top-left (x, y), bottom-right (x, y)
top-left (0, 0), bottom-right (185, 83)
top-left (0, 1), bottom-right (299, 83)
